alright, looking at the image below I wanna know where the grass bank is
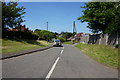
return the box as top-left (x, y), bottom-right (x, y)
top-left (75, 43), bottom-right (118, 69)
top-left (2, 39), bottom-right (52, 54)
top-left (62, 41), bottom-right (72, 44)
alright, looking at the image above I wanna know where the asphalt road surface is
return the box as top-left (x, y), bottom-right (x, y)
top-left (2, 44), bottom-right (118, 78)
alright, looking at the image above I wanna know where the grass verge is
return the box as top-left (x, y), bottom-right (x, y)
top-left (2, 39), bottom-right (52, 54)
top-left (75, 43), bottom-right (118, 69)
top-left (62, 41), bottom-right (72, 44)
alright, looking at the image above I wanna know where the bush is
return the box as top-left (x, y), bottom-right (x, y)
top-left (58, 37), bottom-right (66, 42)
top-left (2, 30), bottom-right (38, 40)
top-left (115, 44), bottom-right (119, 48)
top-left (35, 30), bottom-right (54, 41)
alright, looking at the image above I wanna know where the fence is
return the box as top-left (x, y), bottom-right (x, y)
top-left (80, 32), bottom-right (119, 47)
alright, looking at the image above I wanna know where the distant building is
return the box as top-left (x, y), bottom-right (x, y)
top-left (75, 33), bottom-right (83, 41)
top-left (68, 33), bottom-right (83, 41)
top-left (7, 25), bottom-right (33, 33)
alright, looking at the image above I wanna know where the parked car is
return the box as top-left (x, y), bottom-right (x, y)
top-left (53, 40), bottom-right (62, 47)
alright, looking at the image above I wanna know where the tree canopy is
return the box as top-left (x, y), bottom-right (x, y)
top-left (34, 29), bottom-right (55, 41)
top-left (60, 32), bottom-right (73, 39)
top-left (2, 2), bottom-right (26, 29)
top-left (77, 2), bottom-right (120, 33)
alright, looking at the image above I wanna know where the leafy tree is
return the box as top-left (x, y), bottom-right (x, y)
top-left (58, 37), bottom-right (66, 42)
top-left (34, 29), bottom-right (41, 32)
top-left (39, 30), bottom-right (54, 41)
top-left (60, 32), bottom-right (73, 39)
top-left (34, 29), bottom-right (41, 35)
top-left (52, 32), bottom-right (59, 39)
top-left (77, 2), bottom-right (120, 33)
top-left (2, 2), bottom-right (26, 29)
top-left (72, 32), bottom-right (76, 36)
top-left (34, 30), bottom-right (54, 41)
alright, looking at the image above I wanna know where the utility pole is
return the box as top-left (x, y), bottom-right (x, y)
top-left (72, 21), bottom-right (77, 44)
top-left (46, 21), bottom-right (48, 43)
top-left (73, 21), bottom-right (77, 34)
top-left (47, 21), bottom-right (48, 31)
top-left (73, 21), bottom-right (75, 33)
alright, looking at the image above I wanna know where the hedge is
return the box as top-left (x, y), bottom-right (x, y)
top-left (2, 31), bottom-right (38, 40)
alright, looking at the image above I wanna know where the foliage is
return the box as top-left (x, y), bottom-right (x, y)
top-left (60, 32), bottom-right (73, 39)
top-left (58, 37), bottom-right (66, 42)
top-left (78, 2), bottom-right (120, 33)
top-left (34, 29), bottom-right (41, 33)
top-left (115, 44), bottom-right (119, 48)
top-left (53, 32), bottom-right (59, 39)
top-left (2, 30), bottom-right (38, 40)
top-left (34, 29), bottom-right (54, 41)
top-left (72, 32), bottom-right (76, 36)
top-left (2, 2), bottom-right (26, 29)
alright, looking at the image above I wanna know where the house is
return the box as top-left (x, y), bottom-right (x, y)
top-left (68, 33), bottom-right (83, 42)
top-left (74, 33), bottom-right (83, 41)
top-left (7, 25), bottom-right (33, 33)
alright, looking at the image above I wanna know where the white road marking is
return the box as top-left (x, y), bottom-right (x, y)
top-left (45, 57), bottom-right (60, 80)
top-left (45, 47), bottom-right (64, 80)
top-left (63, 47), bottom-right (64, 49)
top-left (60, 50), bottom-right (63, 55)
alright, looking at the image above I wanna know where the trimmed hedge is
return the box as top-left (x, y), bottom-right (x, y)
top-left (2, 31), bottom-right (38, 40)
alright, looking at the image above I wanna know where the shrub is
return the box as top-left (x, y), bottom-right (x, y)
top-left (115, 44), bottom-right (119, 48)
top-left (2, 30), bottom-right (38, 40)
top-left (58, 37), bottom-right (66, 42)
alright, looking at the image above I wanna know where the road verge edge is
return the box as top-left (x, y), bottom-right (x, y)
top-left (1, 45), bottom-right (53, 60)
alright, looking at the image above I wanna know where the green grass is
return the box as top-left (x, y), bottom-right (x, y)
top-left (2, 39), bottom-right (52, 54)
top-left (62, 41), bottom-right (72, 44)
top-left (75, 43), bottom-right (118, 69)
top-left (0, 39), bottom-right (2, 54)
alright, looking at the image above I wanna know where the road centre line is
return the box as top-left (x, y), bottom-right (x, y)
top-left (45, 47), bottom-right (64, 80)
top-left (45, 57), bottom-right (60, 80)
top-left (60, 50), bottom-right (63, 55)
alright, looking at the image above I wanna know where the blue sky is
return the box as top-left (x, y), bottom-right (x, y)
top-left (18, 2), bottom-right (92, 33)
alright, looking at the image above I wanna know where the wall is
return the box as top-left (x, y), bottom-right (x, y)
top-left (79, 33), bottom-right (119, 47)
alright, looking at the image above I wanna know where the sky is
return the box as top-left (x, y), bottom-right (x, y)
top-left (18, 2), bottom-right (92, 33)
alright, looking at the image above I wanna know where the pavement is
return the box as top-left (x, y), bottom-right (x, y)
top-left (2, 44), bottom-right (118, 79)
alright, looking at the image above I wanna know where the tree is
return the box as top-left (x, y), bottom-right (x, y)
top-left (60, 32), bottom-right (73, 40)
top-left (77, 2), bottom-right (120, 33)
top-left (34, 30), bottom-right (54, 41)
top-left (53, 32), bottom-right (59, 39)
top-left (34, 29), bottom-right (41, 35)
top-left (2, 2), bottom-right (26, 29)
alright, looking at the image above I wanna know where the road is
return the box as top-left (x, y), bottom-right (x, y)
top-left (2, 44), bottom-right (118, 79)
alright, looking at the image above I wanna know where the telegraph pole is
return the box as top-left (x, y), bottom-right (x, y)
top-left (72, 21), bottom-right (77, 44)
top-left (47, 21), bottom-right (48, 31)
top-left (46, 21), bottom-right (48, 43)
top-left (73, 21), bottom-right (74, 33)
top-left (73, 21), bottom-right (77, 34)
